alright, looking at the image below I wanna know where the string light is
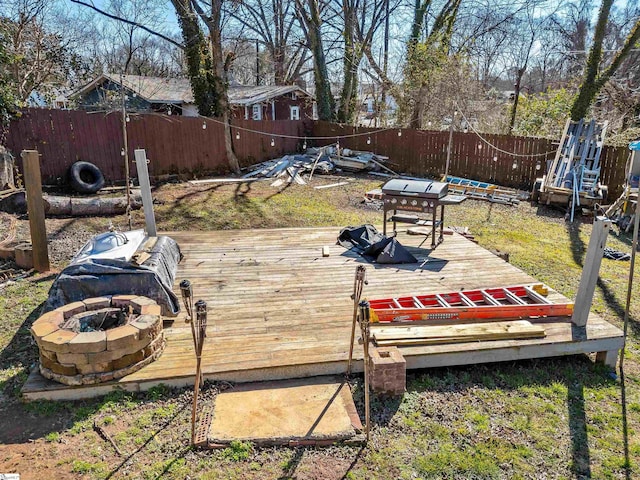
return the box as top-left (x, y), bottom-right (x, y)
top-left (398, 129), bottom-right (402, 137)
top-left (120, 148), bottom-right (125, 157)
top-left (125, 115), bottom-right (130, 123)
top-left (512, 160), bottom-right (518, 170)
top-left (366, 136), bottom-right (371, 145)
top-left (270, 138), bottom-right (275, 147)
top-left (303, 137), bottom-right (307, 150)
top-left (167, 108), bottom-right (172, 116)
top-left (427, 121), bottom-right (432, 127)
top-left (493, 156), bottom-right (498, 162)
top-left (535, 160), bottom-right (542, 171)
top-left (478, 144), bottom-right (482, 150)
top-left (463, 127), bottom-right (468, 133)
top-left (202, 121), bottom-right (207, 129)
top-left (236, 131), bottom-right (240, 140)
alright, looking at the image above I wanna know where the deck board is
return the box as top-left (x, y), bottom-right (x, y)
top-left (22, 226), bottom-right (624, 401)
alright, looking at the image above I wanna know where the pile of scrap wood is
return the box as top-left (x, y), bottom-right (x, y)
top-left (371, 320), bottom-right (546, 347)
top-left (240, 144), bottom-right (392, 183)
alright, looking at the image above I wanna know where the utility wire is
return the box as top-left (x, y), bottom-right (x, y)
top-left (455, 103), bottom-right (557, 159)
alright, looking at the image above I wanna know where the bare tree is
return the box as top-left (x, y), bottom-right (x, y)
top-left (226, 0), bottom-right (308, 85)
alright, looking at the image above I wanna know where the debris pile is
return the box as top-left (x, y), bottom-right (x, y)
top-left (241, 145), bottom-right (392, 186)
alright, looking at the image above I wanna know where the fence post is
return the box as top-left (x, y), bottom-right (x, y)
top-left (134, 149), bottom-right (157, 237)
top-left (21, 150), bottom-right (50, 272)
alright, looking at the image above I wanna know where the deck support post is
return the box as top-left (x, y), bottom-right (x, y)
top-left (596, 350), bottom-right (619, 368)
top-left (572, 216), bottom-right (611, 326)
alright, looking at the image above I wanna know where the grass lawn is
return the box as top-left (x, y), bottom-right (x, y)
top-left (1, 175), bottom-right (639, 479)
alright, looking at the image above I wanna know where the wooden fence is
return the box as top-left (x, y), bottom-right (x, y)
top-left (4, 108), bottom-right (308, 184)
top-left (3, 110), bottom-right (630, 199)
top-left (311, 122), bottom-right (629, 198)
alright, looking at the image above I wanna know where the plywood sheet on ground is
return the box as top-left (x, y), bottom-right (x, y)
top-left (22, 227), bottom-right (624, 401)
top-left (207, 377), bottom-right (362, 446)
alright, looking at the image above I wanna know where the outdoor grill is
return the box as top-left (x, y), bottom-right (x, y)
top-left (381, 179), bottom-right (466, 248)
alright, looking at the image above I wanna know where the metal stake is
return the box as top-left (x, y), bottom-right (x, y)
top-left (347, 265), bottom-right (367, 376)
top-left (358, 300), bottom-right (371, 442)
top-left (191, 299), bottom-right (208, 445)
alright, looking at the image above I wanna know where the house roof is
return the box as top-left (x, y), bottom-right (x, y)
top-left (71, 74), bottom-right (313, 106)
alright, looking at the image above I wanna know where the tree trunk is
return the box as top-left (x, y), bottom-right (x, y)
top-left (337, 0), bottom-right (357, 123)
top-left (210, 0), bottom-right (240, 173)
top-left (171, 0), bottom-right (218, 117)
top-left (305, 0), bottom-right (334, 120)
top-left (508, 67), bottom-right (525, 134)
top-left (570, 0), bottom-right (613, 120)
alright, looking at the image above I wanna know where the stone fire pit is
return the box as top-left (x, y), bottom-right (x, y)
top-left (31, 295), bottom-right (165, 386)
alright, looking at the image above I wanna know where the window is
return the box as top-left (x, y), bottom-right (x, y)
top-left (244, 106), bottom-right (249, 120)
top-left (252, 104), bottom-right (262, 120)
top-left (290, 105), bottom-right (300, 121)
top-left (312, 102), bottom-right (318, 120)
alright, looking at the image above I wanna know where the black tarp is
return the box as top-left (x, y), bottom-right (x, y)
top-left (337, 224), bottom-right (417, 264)
top-left (44, 235), bottom-right (182, 316)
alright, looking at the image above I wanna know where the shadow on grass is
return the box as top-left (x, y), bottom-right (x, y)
top-left (403, 357), bottom-right (616, 478)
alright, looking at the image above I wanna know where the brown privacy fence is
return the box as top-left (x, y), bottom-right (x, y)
top-left (4, 108), bottom-right (308, 184)
top-left (311, 122), bottom-right (630, 198)
top-left (3, 109), bottom-right (630, 198)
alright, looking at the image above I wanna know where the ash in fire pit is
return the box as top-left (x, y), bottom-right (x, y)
top-left (61, 308), bottom-right (130, 333)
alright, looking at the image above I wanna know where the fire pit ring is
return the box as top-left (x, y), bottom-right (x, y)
top-left (31, 295), bottom-right (165, 386)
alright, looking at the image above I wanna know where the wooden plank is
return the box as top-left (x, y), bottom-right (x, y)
top-left (21, 227), bottom-right (624, 401)
top-left (21, 150), bottom-right (49, 272)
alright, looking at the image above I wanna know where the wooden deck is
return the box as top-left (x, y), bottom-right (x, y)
top-left (22, 227), bottom-right (624, 401)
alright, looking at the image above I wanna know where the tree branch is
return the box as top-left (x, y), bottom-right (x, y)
top-left (69, 0), bottom-right (184, 50)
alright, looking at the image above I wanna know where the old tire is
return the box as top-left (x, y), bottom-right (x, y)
top-left (69, 161), bottom-right (105, 194)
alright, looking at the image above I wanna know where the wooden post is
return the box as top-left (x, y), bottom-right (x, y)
top-left (134, 149), bottom-right (157, 237)
top-left (21, 150), bottom-right (49, 272)
top-left (444, 110), bottom-right (456, 179)
top-left (572, 216), bottom-right (611, 326)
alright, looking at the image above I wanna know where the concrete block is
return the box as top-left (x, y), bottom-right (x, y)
top-left (68, 330), bottom-right (107, 353)
top-left (106, 324), bottom-right (140, 351)
top-left (76, 361), bottom-right (113, 375)
top-left (130, 314), bottom-right (162, 338)
top-left (59, 301), bottom-right (86, 319)
top-left (40, 329), bottom-right (77, 353)
top-left (111, 295), bottom-right (138, 310)
top-left (32, 310), bottom-right (64, 328)
top-left (82, 297), bottom-right (112, 310)
top-left (30, 321), bottom-right (60, 340)
top-left (111, 350), bottom-right (145, 370)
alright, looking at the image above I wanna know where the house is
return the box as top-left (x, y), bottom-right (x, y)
top-left (69, 73), bottom-right (316, 121)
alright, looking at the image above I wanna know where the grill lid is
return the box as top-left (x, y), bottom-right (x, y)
top-left (382, 179), bottom-right (449, 199)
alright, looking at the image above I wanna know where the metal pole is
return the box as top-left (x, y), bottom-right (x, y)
top-left (191, 299), bottom-right (207, 445)
top-left (347, 265), bottom-right (366, 375)
top-left (620, 144), bottom-right (640, 373)
top-left (358, 300), bottom-right (371, 442)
